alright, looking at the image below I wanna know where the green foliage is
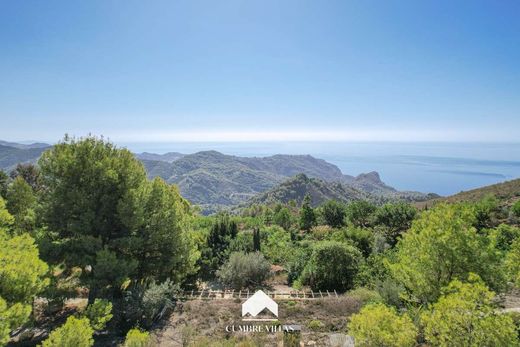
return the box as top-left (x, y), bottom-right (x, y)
top-left (92, 247), bottom-right (137, 296)
top-left (121, 280), bottom-right (178, 330)
top-left (205, 214), bottom-right (238, 274)
top-left (286, 243), bottom-right (313, 285)
top-left (306, 319), bottom-right (324, 331)
top-left (261, 225), bottom-right (292, 264)
top-left (0, 171), bottom-right (8, 199)
top-left (472, 195), bottom-right (500, 231)
top-left (348, 303), bottom-right (418, 347)
top-left (252, 228), bottom-right (261, 252)
top-left (119, 177), bottom-right (197, 282)
top-left (512, 200), bottom-right (520, 218)
top-left (84, 299), bottom-right (113, 331)
top-left (39, 135), bottom-right (146, 245)
top-left (273, 206), bottom-right (293, 231)
top-left (9, 163), bottom-right (41, 191)
top-left (0, 217), bottom-right (49, 342)
top-left (374, 202), bottom-right (416, 246)
top-left (332, 227), bottom-right (374, 257)
top-left (6, 176), bottom-right (36, 232)
top-left (124, 328), bottom-right (152, 347)
top-left (228, 232), bottom-right (254, 253)
top-left (490, 224), bottom-right (520, 252)
top-left (421, 275), bottom-right (518, 347)
top-left (38, 136), bottom-right (197, 303)
top-left (217, 252), bottom-right (271, 290)
top-left (299, 194), bottom-right (316, 231)
top-left (301, 241), bottom-right (362, 292)
top-left (389, 203), bottom-right (505, 303)
top-left (506, 238), bottom-right (520, 287)
top-left (345, 201), bottom-right (376, 228)
top-left (348, 287), bottom-right (383, 306)
top-left (320, 200), bottom-right (346, 228)
top-left (41, 316), bottom-right (94, 347)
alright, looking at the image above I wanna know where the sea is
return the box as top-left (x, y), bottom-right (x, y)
top-left (120, 141), bottom-right (520, 196)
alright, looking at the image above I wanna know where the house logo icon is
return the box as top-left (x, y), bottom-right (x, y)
top-left (242, 290), bottom-right (278, 321)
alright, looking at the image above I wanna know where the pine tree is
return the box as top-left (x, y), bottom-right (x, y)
top-left (299, 194), bottom-right (316, 232)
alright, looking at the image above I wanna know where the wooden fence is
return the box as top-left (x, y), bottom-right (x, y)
top-left (178, 289), bottom-right (339, 300)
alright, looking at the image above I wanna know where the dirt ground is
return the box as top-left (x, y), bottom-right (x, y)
top-left (152, 296), bottom-right (361, 346)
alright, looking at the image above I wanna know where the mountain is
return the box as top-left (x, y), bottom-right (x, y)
top-left (246, 173), bottom-right (369, 207)
top-left (135, 152), bottom-right (184, 163)
top-left (416, 178), bottom-right (520, 210)
top-left (0, 140), bottom-right (433, 214)
top-left (0, 140), bottom-right (50, 150)
top-left (0, 144), bottom-right (50, 172)
top-left (141, 150), bottom-right (432, 213)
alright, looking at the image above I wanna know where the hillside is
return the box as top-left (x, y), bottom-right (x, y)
top-left (140, 151), bottom-right (427, 213)
top-left (247, 173), bottom-right (368, 206)
top-left (417, 178), bottom-right (520, 209)
top-left (135, 151), bottom-right (184, 163)
top-left (0, 144), bottom-right (50, 172)
top-left (0, 141), bottom-right (432, 214)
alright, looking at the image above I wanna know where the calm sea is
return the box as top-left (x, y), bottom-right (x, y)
top-left (121, 142), bottom-right (520, 196)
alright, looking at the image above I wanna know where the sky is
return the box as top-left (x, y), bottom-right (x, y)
top-left (0, 0), bottom-right (519, 143)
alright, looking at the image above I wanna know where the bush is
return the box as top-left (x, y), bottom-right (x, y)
top-left (84, 298), bottom-right (113, 331)
top-left (374, 202), bottom-right (416, 246)
top-left (123, 328), bottom-right (152, 347)
top-left (333, 227), bottom-right (374, 257)
top-left (505, 238), bottom-right (520, 288)
top-left (320, 200), bottom-right (346, 228)
top-left (307, 319), bottom-right (324, 331)
top-left (490, 224), bottom-right (520, 251)
top-left (41, 316), bottom-right (94, 347)
top-left (217, 252), bottom-right (271, 290)
top-left (120, 280), bottom-right (178, 330)
top-left (348, 287), bottom-right (383, 306)
top-left (389, 203), bottom-right (506, 303)
top-left (512, 200), bottom-right (520, 219)
top-left (349, 303), bottom-right (417, 347)
top-left (286, 243), bottom-right (313, 285)
top-left (345, 201), bottom-right (376, 228)
top-left (301, 241), bottom-right (362, 292)
top-left (421, 274), bottom-right (517, 347)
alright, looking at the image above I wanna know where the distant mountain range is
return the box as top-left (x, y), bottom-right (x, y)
top-left (0, 140), bottom-right (435, 214)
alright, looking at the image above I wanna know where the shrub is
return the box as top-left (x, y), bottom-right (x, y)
top-left (348, 287), bottom-right (383, 306)
top-left (121, 280), bottom-right (178, 330)
top-left (41, 316), bottom-right (94, 347)
top-left (320, 200), bottom-right (346, 228)
top-left (349, 303), bottom-right (417, 347)
top-left (389, 203), bottom-right (506, 303)
top-left (512, 200), bottom-right (520, 219)
top-left (84, 298), bottom-right (113, 331)
top-left (310, 225), bottom-right (333, 240)
top-left (307, 319), bottom-right (324, 331)
top-left (421, 274), bottom-right (517, 347)
top-left (124, 328), bottom-right (152, 347)
top-left (301, 241), bottom-right (362, 292)
top-left (217, 252), bottom-right (271, 290)
top-left (505, 238), bottom-right (520, 288)
top-left (490, 224), bottom-right (520, 251)
top-left (374, 202), bottom-right (416, 246)
top-left (345, 201), bottom-right (376, 228)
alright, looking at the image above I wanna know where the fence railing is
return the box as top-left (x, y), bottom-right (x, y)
top-left (177, 289), bottom-right (339, 300)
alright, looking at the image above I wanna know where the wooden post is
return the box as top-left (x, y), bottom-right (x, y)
top-left (334, 290), bottom-right (338, 298)
top-left (239, 290), bottom-right (242, 299)
top-left (319, 290), bottom-right (323, 298)
top-left (311, 291), bottom-right (314, 298)
top-left (199, 290), bottom-right (204, 299)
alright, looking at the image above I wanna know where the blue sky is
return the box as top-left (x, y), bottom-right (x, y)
top-left (0, 0), bottom-right (519, 143)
